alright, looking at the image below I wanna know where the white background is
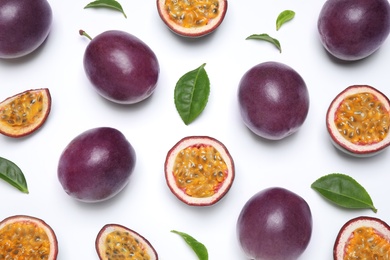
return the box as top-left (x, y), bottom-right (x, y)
top-left (1, 0), bottom-right (390, 259)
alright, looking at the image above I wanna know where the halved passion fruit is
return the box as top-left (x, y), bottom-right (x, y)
top-left (165, 136), bottom-right (234, 206)
top-left (334, 216), bottom-right (390, 259)
top-left (0, 88), bottom-right (51, 138)
top-left (0, 215), bottom-right (58, 259)
top-left (326, 85), bottom-right (390, 156)
top-left (156, 0), bottom-right (228, 38)
top-left (96, 224), bottom-right (158, 260)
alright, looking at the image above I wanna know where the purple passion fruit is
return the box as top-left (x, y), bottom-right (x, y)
top-left (334, 216), bottom-right (390, 259)
top-left (81, 30), bottom-right (160, 104)
top-left (96, 224), bottom-right (158, 260)
top-left (238, 61), bottom-right (310, 140)
top-left (165, 136), bottom-right (234, 206)
top-left (326, 85), bottom-right (390, 157)
top-left (0, 88), bottom-right (51, 138)
top-left (157, 0), bottom-right (228, 38)
top-left (236, 187), bottom-right (312, 260)
top-left (0, 0), bottom-right (52, 59)
top-left (0, 215), bottom-right (58, 259)
top-left (57, 127), bottom-right (136, 203)
top-left (318, 0), bottom-right (390, 61)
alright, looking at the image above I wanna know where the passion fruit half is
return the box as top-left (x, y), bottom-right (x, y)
top-left (157, 0), bottom-right (228, 38)
top-left (96, 224), bottom-right (158, 260)
top-left (164, 136), bottom-right (234, 206)
top-left (326, 85), bottom-right (390, 157)
top-left (334, 216), bottom-right (390, 259)
top-left (0, 88), bottom-right (51, 138)
top-left (0, 215), bottom-right (58, 259)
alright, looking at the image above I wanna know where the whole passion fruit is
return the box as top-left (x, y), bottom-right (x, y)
top-left (81, 30), bottom-right (160, 104)
top-left (326, 85), bottom-right (390, 157)
top-left (164, 136), bottom-right (234, 206)
top-left (238, 61), bottom-right (310, 140)
top-left (0, 215), bottom-right (58, 259)
top-left (0, 0), bottom-right (52, 59)
top-left (157, 0), bottom-right (228, 38)
top-left (318, 0), bottom-right (390, 61)
top-left (57, 127), bottom-right (136, 203)
top-left (236, 187), bottom-right (312, 260)
top-left (0, 88), bottom-right (51, 138)
top-left (96, 224), bottom-right (158, 260)
top-left (334, 216), bottom-right (390, 259)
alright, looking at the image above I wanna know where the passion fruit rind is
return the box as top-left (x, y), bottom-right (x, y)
top-left (165, 136), bottom-right (235, 206)
top-left (156, 0), bottom-right (228, 38)
top-left (326, 85), bottom-right (390, 157)
top-left (334, 216), bottom-right (390, 260)
top-left (96, 223), bottom-right (158, 260)
top-left (0, 215), bottom-right (58, 260)
top-left (0, 88), bottom-right (52, 138)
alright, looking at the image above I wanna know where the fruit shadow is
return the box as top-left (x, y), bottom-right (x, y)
top-left (165, 28), bottom-right (220, 48)
top-left (319, 46), bottom-right (381, 68)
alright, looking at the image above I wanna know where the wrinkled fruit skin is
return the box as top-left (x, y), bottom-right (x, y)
top-left (318, 0), bottom-right (390, 61)
top-left (236, 187), bottom-right (312, 260)
top-left (0, 0), bottom-right (52, 59)
top-left (96, 224), bottom-right (158, 260)
top-left (83, 30), bottom-right (160, 104)
top-left (238, 61), bottom-right (310, 140)
top-left (58, 127), bottom-right (136, 203)
top-left (334, 216), bottom-right (390, 259)
top-left (0, 215), bottom-right (58, 259)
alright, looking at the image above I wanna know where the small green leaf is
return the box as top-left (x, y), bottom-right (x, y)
top-left (311, 173), bottom-right (377, 213)
top-left (174, 63), bottom-right (210, 125)
top-left (171, 230), bottom-right (208, 260)
top-left (276, 10), bottom-right (295, 31)
top-left (246, 34), bottom-right (282, 53)
top-left (0, 157), bottom-right (28, 194)
top-left (84, 0), bottom-right (127, 18)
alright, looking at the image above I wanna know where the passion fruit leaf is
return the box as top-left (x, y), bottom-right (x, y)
top-left (0, 157), bottom-right (28, 193)
top-left (311, 173), bottom-right (377, 213)
top-left (174, 63), bottom-right (210, 125)
top-left (84, 0), bottom-right (127, 18)
top-left (171, 230), bottom-right (208, 260)
top-left (246, 34), bottom-right (282, 53)
top-left (276, 10), bottom-right (295, 30)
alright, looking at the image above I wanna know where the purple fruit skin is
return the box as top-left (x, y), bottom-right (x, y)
top-left (318, 0), bottom-right (390, 61)
top-left (57, 127), bottom-right (136, 203)
top-left (236, 187), bottom-right (313, 260)
top-left (83, 30), bottom-right (160, 104)
top-left (0, 0), bottom-right (52, 59)
top-left (238, 61), bottom-right (309, 140)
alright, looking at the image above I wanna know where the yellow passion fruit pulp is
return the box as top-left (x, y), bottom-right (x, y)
top-left (327, 85), bottom-right (390, 156)
top-left (165, 136), bottom-right (234, 206)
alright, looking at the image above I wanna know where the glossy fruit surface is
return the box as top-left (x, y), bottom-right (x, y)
top-left (165, 136), bottom-right (234, 206)
top-left (57, 127), bottom-right (136, 202)
top-left (82, 30), bottom-right (160, 104)
top-left (157, 0), bottom-right (228, 38)
top-left (96, 224), bottom-right (158, 260)
top-left (0, 215), bottom-right (58, 259)
top-left (318, 0), bottom-right (390, 61)
top-left (334, 216), bottom-right (390, 259)
top-left (326, 85), bottom-right (390, 157)
top-left (0, 88), bottom-right (51, 138)
top-left (0, 0), bottom-right (52, 59)
top-left (238, 61), bottom-right (310, 140)
top-left (236, 187), bottom-right (312, 260)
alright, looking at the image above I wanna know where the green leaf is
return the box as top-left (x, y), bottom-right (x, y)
top-left (246, 34), bottom-right (282, 53)
top-left (174, 63), bottom-right (210, 125)
top-left (311, 173), bottom-right (377, 213)
top-left (171, 230), bottom-right (208, 260)
top-left (84, 0), bottom-right (127, 18)
top-left (0, 157), bottom-right (28, 194)
top-left (276, 10), bottom-right (295, 31)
